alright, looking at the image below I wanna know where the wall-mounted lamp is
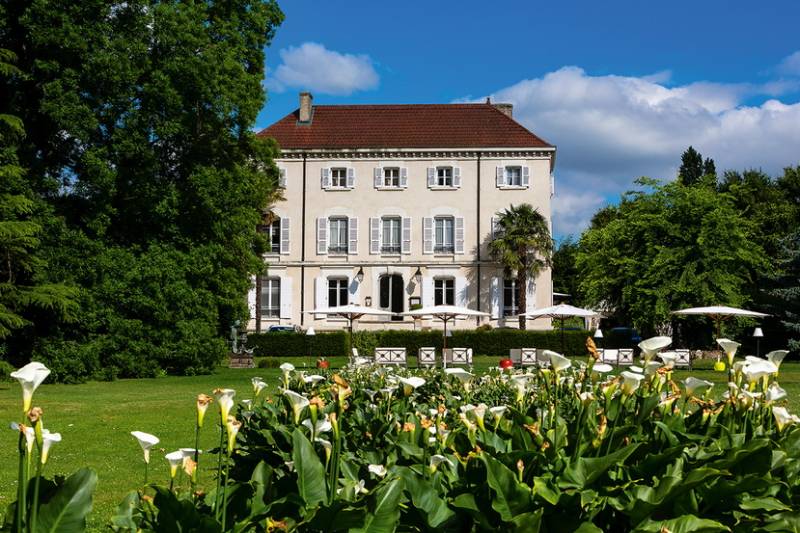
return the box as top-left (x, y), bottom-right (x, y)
top-left (364, 296), bottom-right (372, 307)
top-left (356, 266), bottom-right (364, 283)
top-left (414, 266), bottom-right (423, 284)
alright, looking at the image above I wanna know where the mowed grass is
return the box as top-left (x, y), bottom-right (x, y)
top-left (1, 356), bottom-right (798, 531)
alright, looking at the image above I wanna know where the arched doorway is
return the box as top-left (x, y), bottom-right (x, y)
top-left (379, 274), bottom-right (404, 320)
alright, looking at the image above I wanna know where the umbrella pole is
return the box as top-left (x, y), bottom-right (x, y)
top-left (350, 317), bottom-right (354, 359)
top-left (561, 316), bottom-right (565, 354)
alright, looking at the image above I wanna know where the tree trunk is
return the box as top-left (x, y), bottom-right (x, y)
top-left (517, 267), bottom-right (527, 330)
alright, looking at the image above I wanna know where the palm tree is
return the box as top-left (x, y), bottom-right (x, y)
top-left (489, 204), bottom-right (553, 329)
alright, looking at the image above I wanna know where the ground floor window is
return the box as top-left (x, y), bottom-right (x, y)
top-left (261, 277), bottom-right (280, 317)
top-left (328, 277), bottom-right (348, 307)
top-left (503, 278), bottom-right (518, 317)
top-left (434, 277), bottom-right (455, 306)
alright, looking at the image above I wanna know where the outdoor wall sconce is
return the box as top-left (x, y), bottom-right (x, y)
top-left (356, 266), bottom-right (364, 283)
top-left (364, 296), bottom-right (372, 307)
top-left (413, 266), bottom-right (422, 284)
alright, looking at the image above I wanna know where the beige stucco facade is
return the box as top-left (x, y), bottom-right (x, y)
top-left (247, 146), bottom-right (556, 332)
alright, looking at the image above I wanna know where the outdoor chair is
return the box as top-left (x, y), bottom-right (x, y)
top-left (349, 347), bottom-right (372, 368)
top-left (535, 348), bottom-right (551, 368)
top-left (617, 348), bottom-right (634, 365)
top-left (418, 347), bottom-right (437, 367)
top-left (509, 349), bottom-right (521, 365)
top-left (443, 347), bottom-right (472, 368)
top-left (374, 347), bottom-right (407, 366)
top-left (599, 348), bottom-right (619, 365)
top-left (520, 348), bottom-right (537, 367)
top-left (673, 349), bottom-right (692, 369)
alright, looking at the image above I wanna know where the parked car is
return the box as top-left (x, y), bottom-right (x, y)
top-left (267, 324), bottom-right (301, 333)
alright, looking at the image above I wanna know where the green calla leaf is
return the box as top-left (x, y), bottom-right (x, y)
top-left (482, 452), bottom-right (532, 522)
top-left (292, 428), bottom-right (327, 508)
top-left (35, 467), bottom-right (97, 533)
top-left (350, 477), bottom-right (404, 533)
top-left (633, 514), bottom-right (730, 533)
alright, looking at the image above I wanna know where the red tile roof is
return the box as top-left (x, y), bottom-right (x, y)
top-left (258, 103), bottom-right (553, 150)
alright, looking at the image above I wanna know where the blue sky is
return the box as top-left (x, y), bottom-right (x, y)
top-left (257, 0), bottom-right (800, 237)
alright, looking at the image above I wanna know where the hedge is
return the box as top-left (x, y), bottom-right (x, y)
top-left (247, 329), bottom-right (592, 359)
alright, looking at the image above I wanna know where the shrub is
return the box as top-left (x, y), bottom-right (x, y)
top-left (247, 331), bottom-right (348, 358)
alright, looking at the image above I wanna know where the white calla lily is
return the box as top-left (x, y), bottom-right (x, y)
top-left (683, 377), bottom-right (713, 397)
top-left (40, 430), bottom-right (62, 464)
top-left (716, 339), bottom-right (741, 366)
top-left (658, 352), bottom-right (677, 369)
top-left (283, 390), bottom-right (310, 423)
top-left (280, 362), bottom-right (295, 373)
top-left (743, 360), bottom-right (778, 384)
top-left (644, 361), bottom-right (663, 375)
top-left (766, 350), bottom-right (789, 371)
top-left (213, 388), bottom-right (236, 422)
top-left (11, 422), bottom-right (35, 454)
top-left (773, 406), bottom-right (800, 432)
top-left (429, 454), bottom-right (454, 471)
top-left (398, 376), bottom-right (426, 395)
top-left (165, 450), bottom-right (184, 478)
top-left (131, 431), bottom-right (160, 464)
top-left (444, 367), bottom-right (473, 382)
top-left (10, 362), bottom-right (51, 413)
top-left (544, 350), bottom-right (571, 371)
top-left (303, 375), bottom-right (326, 385)
top-left (629, 365), bottom-right (644, 373)
top-left (489, 405), bottom-right (507, 422)
top-left (638, 336), bottom-right (672, 362)
top-left (591, 363), bottom-right (613, 374)
top-left (368, 464), bottom-right (388, 478)
top-left (620, 371), bottom-right (644, 396)
top-left (251, 377), bottom-right (267, 396)
top-left (766, 383), bottom-right (787, 403)
top-left (302, 415), bottom-right (332, 434)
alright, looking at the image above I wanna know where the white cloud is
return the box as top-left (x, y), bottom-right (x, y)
top-left (474, 66), bottom-right (800, 236)
top-left (777, 50), bottom-right (800, 76)
top-left (266, 42), bottom-right (379, 96)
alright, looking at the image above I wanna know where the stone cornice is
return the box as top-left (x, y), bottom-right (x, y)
top-left (278, 149), bottom-right (554, 160)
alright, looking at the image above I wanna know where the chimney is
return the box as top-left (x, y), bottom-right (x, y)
top-left (298, 92), bottom-right (313, 123)
top-left (493, 103), bottom-right (513, 118)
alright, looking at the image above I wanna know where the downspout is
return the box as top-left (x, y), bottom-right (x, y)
top-left (300, 153), bottom-right (307, 326)
top-left (476, 151), bottom-right (482, 312)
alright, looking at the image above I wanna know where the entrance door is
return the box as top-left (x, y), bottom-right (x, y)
top-left (379, 274), bottom-right (404, 320)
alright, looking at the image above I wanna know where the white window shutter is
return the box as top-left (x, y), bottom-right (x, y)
top-left (278, 168), bottom-right (287, 188)
top-left (321, 168), bottom-right (330, 189)
top-left (280, 217), bottom-right (290, 254)
top-left (401, 217), bottom-right (412, 254)
top-left (400, 167), bottom-right (408, 188)
top-left (490, 216), bottom-right (498, 240)
top-left (522, 166), bottom-right (530, 187)
top-left (317, 217), bottom-right (328, 255)
top-left (315, 277), bottom-right (326, 311)
top-left (427, 168), bottom-right (435, 187)
top-left (422, 217), bottom-right (434, 254)
top-left (496, 166), bottom-right (505, 187)
top-left (247, 275), bottom-right (257, 320)
top-left (422, 277), bottom-right (434, 307)
top-left (373, 167), bottom-right (382, 188)
top-left (369, 217), bottom-right (380, 254)
top-left (454, 217), bottom-right (465, 254)
top-left (348, 217), bottom-right (358, 255)
top-left (347, 167), bottom-right (355, 188)
top-left (490, 277), bottom-right (501, 318)
top-left (526, 277), bottom-right (536, 314)
top-left (455, 276), bottom-right (467, 307)
top-left (453, 167), bottom-right (461, 188)
top-left (279, 276), bottom-right (292, 318)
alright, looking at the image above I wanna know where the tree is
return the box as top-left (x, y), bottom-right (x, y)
top-left (0, 49), bottom-right (77, 343)
top-left (770, 230), bottom-right (800, 354)
top-left (576, 178), bottom-right (766, 335)
top-left (678, 146), bottom-right (716, 186)
top-left (552, 237), bottom-right (582, 305)
top-left (0, 2), bottom-right (284, 378)
top-left (489, 204), bottom-right (553, 330)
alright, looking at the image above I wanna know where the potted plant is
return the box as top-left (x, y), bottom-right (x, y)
top-left (316, 357), bottom-right (330, 369)
top-left (499, 358), bottom-right (514, 370)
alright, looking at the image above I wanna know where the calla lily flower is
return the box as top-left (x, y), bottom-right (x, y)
top-left (213, 388), bottom-right (236, 422)
top-left (10, 362), bottom-right (51, 413)
top-left (766, 383), bottom-right (787, 403)
top-left (40, 430), bottom-right (61, 464)
top-left (318, 438), bottom-right (332, 464)
top-left (716, 339), bottom-right (741, 366)
top-left (444, 367), bottom-right (473, 382)
top-left (683, 377), bottom-right (713, 397)
top-left (368, 464), bottom-right (388, 477)
top-left (544, 350), bottom-right (571, 371)
top-left (283, 390), bottom-right (310, 424)
top-left (629, 365), bottom-right (644, 373)
top-left (579, 391), bottom-right (595, 405)
top-left (489, 405), bottom-right (507, 423)
top-left (592, 363), bottom-right (613, 374)
top-left (303, 375), bottom-right (326, 386)
top-left (743, 360), bottom-right (778, 384)
top-left (644, 361), bottom-right (663, 376)
top-left (241, 399), bottom-right (253, 410)
top-left (772, 406), bottom-right (800, 432)
top-left (620, 371), bottom-right (644, 396)
top-left (280, 362), bottom-right (295, 373)
top-left (658, 352), bottom-right (677, 369)
top-left (11, 422), bottom-right (35, 454)
top-left (398, 376), bottom-right (426, 395)
top-left (165, 450), bottom-right (184, 478)
top-left (429, 454), bottom-right (454, 471)
top-left (196, 394), bottom-right (213, 428)
top-left (131, 431), bottom-right (160, 464)
top-left (226, 416), bottom-right (242, 454)
top-left (251, 377), bottom-right (267, 396)
top-left (638, 336), bottom-right (672, 363)
top-left (302, 416), bottom-right (332, 434)
top-left (766, 350), bottom-right (789, 371)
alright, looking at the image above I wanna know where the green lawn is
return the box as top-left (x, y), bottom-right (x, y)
top-left (1, 356), bottom-right (798, 531)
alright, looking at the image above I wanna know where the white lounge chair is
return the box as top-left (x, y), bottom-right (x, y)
top-left (618, 348), bottom-right (634, 366)
top-left (535, 349), bottom-right (551, 368)
top-left (520, 348), bottom-right (537, 367)
top-left (374, 347), bottom-right (407, 366)
top-left (673, 349), bottom-right (692, 369)
top-left (599, 348), bottom-right (619, 365)
top-left (349, 347), bottom-right (372, 368)
top-left (418, 347), bottom-right (437, 367)
top-left (443, 347), bottom-right (472, 368)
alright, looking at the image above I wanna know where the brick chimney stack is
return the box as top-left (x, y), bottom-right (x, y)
top-left (298, 92), bottom-right (313, 123)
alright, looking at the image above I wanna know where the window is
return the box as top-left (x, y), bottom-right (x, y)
top-left (381, 217), bottom-right (401, 253)
top-left (437, 166), bottom-right (453, 187)
top-left (434, 278), bottom-right (455, 306)
top-left (331, 168), bottom-right (348, 188)
top-left (503, 279), bottom-right (519, 317)
top-left (328, 278), bottom-right (349, 307)
top-left (434, 216), bottom-right (454, 253)
top-left (262, 218), bottom-right (280, 253)
top-left (383, 167), bottom-right (400, 187)
top-left (506, 166), bottom-right (522, 186)
top-left (260, 277), bottom-right (280, 318)
top-left (328, 217), bottom-right (349, 254)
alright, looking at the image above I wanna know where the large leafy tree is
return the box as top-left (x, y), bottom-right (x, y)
top-left (678, 146), bottom-right (716, 186)
top-left (770, 230), bottom-right (800, 354)
top-left (489, 204), bottom-right (553, 330)
top-left (552, 236), bottom-right (583, 305)
top-left (0, 2), bottom-right (284, 378)
top-left (576, 178), bottom-right (766, 335)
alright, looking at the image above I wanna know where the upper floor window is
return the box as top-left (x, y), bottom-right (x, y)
top-left (437, 166), bottom-right (453, 187)
top-left (331, 168), bottom-right (348, 188)
top-left (497, 165), bottom-right (530, 188)
top-left (260, 277), bottom-right (281, 318)
top-left (434, 216), bottom-right (454, 253)
top-left (383, 167), bottom-right (400, 188)
top-left (328, 217), bottom-right (349, 254)
top-left (328, 277), bottom-right (349, 307)
top-left (381, 217), bottom-right (401, 254)
top-left (265, 218), bottom-right (281, 252)
top-left (506, 166), bottom-right (522, 187)
top-left (503, 278), bottom-right (518, 317)
top-left (434, 277), bottom-right (455, 306)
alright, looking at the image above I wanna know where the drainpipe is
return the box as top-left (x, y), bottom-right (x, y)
top-left (300, 153), bottom-right (307, 325)
top-left (476, 151), bottom-right (482, 312)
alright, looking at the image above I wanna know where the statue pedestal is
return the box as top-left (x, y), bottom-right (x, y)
top-left (228, 352), bottom-right (255, 368)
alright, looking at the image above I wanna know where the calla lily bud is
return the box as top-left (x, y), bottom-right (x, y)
top-left (196, 394), bottom-right (213, 428)
top-left (226, 416), bottom-right (242, 454)
top-left (251, 377), bottom-right (267, 397)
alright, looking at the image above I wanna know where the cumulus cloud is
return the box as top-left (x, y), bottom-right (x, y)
top-left (777, 50), bottom-right (800, 76)
top-left (474, 66), bottom-right (800, 236)
top-left (266, 42), bottom-right (379, 95)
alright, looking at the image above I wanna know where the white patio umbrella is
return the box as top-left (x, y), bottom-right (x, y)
top-left (524, 304), bottom-right (598, 354)
top-left (305, 305), bottom-right (395, 348)
top-left (402, 305), bottom-right (490, 349)
top-left (671, 305), bottom-right (769, 337)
